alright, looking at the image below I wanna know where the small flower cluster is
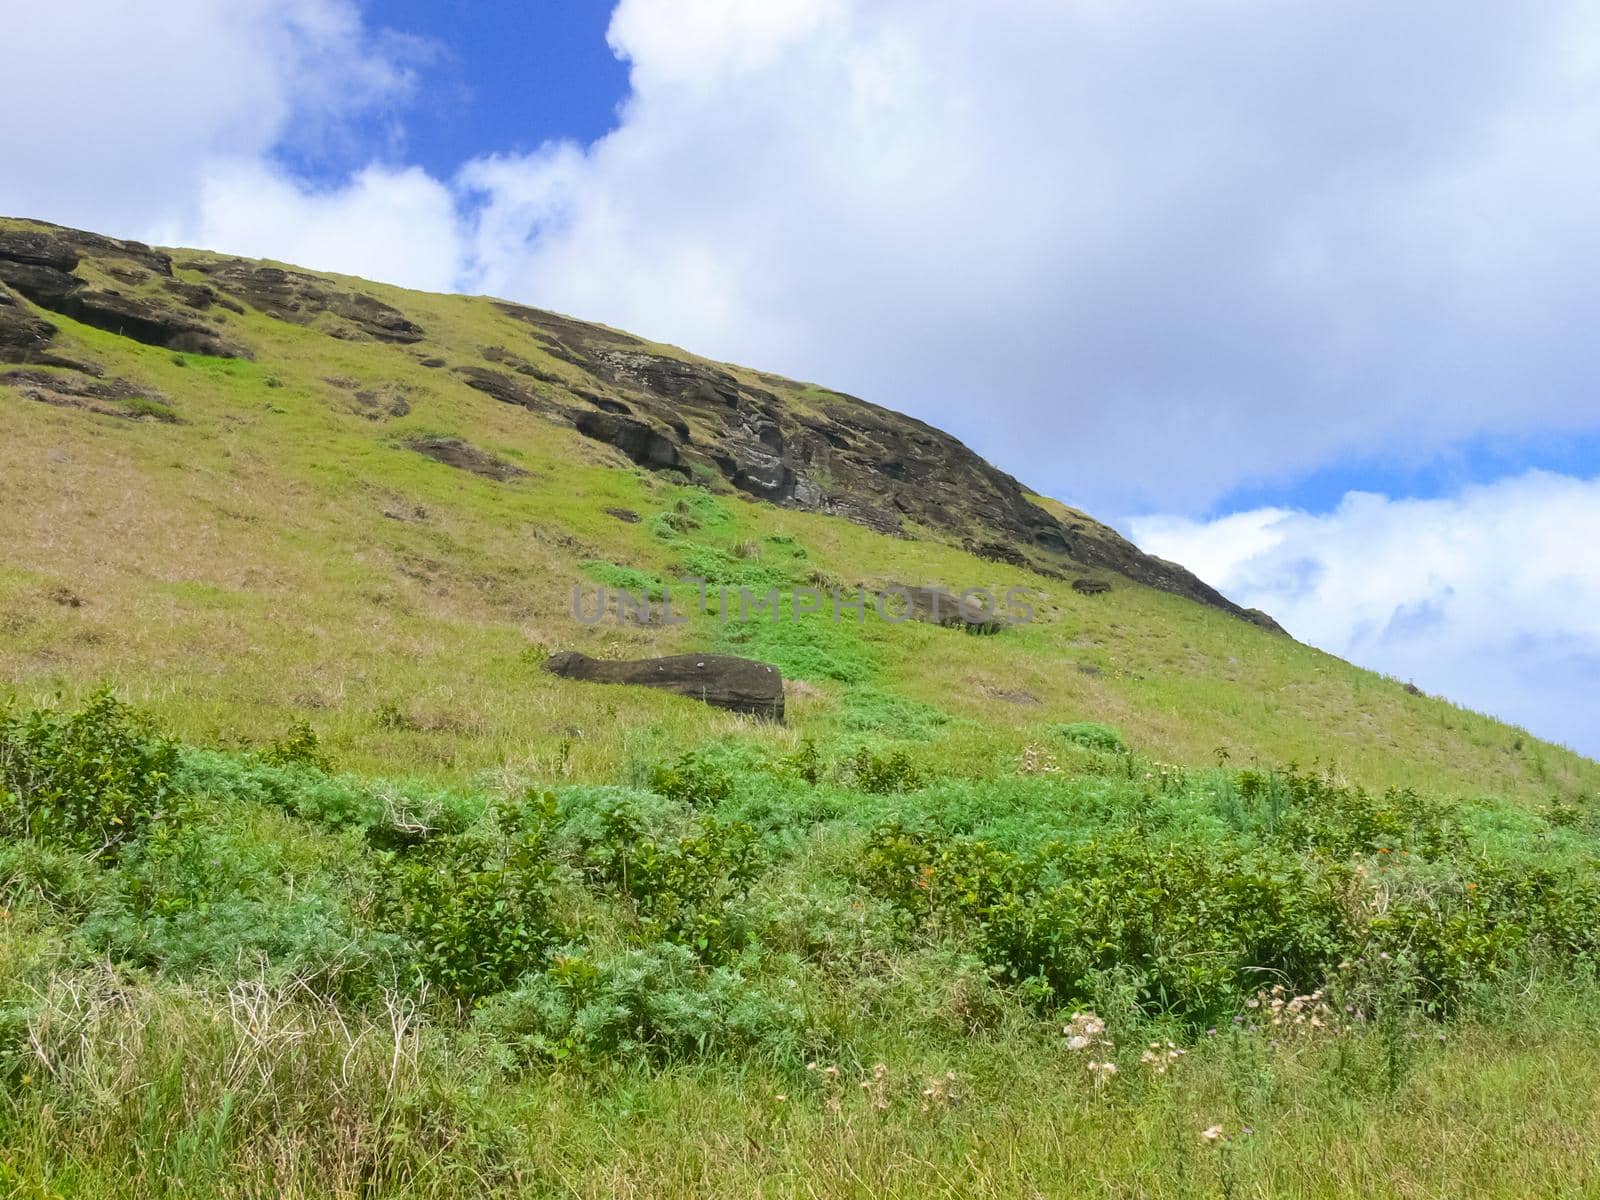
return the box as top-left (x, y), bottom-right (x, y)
top-left (1246, 984), bottom-right (1336, 1035)
top-left (806, 1060), bottom-right (844, 1113)
top-left (1139, 1040), bottom-right (1186, 1074)
top-left (1201, 1122), bottom-right (1253, 1144)
top-left (860, 1061), bottom-right (891, 1111)
top-left (1063, 1011), bottom-right (1117, 1082)
top-left (1018, 743), bottom-right (1061, 775)
top-left (921, 1070), bottom-right (961, 1110)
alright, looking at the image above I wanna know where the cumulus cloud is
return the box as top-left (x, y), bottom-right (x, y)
top-left (452, 0), bottom-right (1600, 513)
top-left (0, 0), bottom-right (457, 290)
top-left (175, 162), bottom-right (462, 291)
top-left (1131, 473), bottom-right (1600, 756)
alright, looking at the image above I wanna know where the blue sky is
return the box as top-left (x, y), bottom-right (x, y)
top-left (327, 2), bottom-right (628, 183)
top-left (2, 0), bottom-right (1597, 755)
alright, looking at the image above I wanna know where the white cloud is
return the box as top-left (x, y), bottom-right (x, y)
top-left (448, 0), bottom-right (1600, 513)
top-left (175, 162), bottom-right (463, 291)
top-left (0, 0), bottom-right (439, 276)
top-left (1131, 473), bottom-right (1600, 756)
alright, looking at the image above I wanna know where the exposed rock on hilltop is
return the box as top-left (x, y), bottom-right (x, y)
top-left (0, 224), bottom-right (248, 358)
top-left (491, 297), bottom-right (1283, 631)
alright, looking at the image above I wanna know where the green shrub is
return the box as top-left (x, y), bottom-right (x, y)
top-left (85, 818), bottom-right (381, 997)
top-left (714, 613), bottom-right (876, 683)
top-left (0, 690), bottom-right (178, 858)
top-left (580, 560), bottom-right (666, 599)
top-left (262, 719), bottom-right (330, 772)
top-left (1056, 722), bottom-right (1126, 753)
top-left (850, 747), bottom-right (923, 795)
top-left (1261, 768), bottom-right (1463, 860)
top-left (650, 751), bottom-right (735, 808)
top-left (475, 943), bottom-right (807, 1064)
top-left (566, 799), bottom-right (762, 961)
top-left (786, 738), bottom-right (823, 785)
top-left (862, 822), bottom-right (1346, 1025)
top-left (837, 689), bottom-right (949, 739)
top-left (373, 794), bottom-right (563, 1004)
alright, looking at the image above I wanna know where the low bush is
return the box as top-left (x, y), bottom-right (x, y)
top-left (0, 690), bottom-right (178, 858)
top-left (862, 821), bottom-right (1346, 1025)
top-left (564, 796), bottom-right (763, 962)
top-left (1056, 722), bottom-right (1127, 753)
top-left (476, 943), bottom-right (808, 1064)
top-left (372, 794), bottom-right (563, 1005)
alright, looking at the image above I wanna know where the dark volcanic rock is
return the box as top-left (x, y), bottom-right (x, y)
top-left (0, 229), bottom-right (79, 272)
top-left (0, 231), bottom-right (247, 357)
top-left (195, 260), bottom-right (424, 343)
top-left (542, 650), bottom-right (784, 720)
top-left (0, 260), bottom-right (80, 308)
top-left (455, 365), bottom-right (548, 411)
top-left (163, 279), bottom-right (245, 314)
top-left (65, 288), bottom-right (247, 357)
top-left (892, 584), bottom-right (1011, 634)
top-left (573, 410), bottom-right (682, 469)
top-left (47, 226), bottom-right (173, 276)
top-left (0, 283), bottom-right (58, 364)
top-left (1072, 577), bottom-right (1111, 596)
top-left (2, 368), bottom-right (174, 421)
top-left (407, 436), bottom-right (527, 482)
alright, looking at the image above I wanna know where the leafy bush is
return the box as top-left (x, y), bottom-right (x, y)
top-left (0, 690), bottom-right (178, 858)
top-left (85, 815), bottom-right (379, 996)
top-left (1056, 722), bottom-right (1126, 753)
top-left (673, 543), bottom-right (797, 592)
top-left (1259, 768), bottom-right (1464, 860)
top-left (476, 943), bottom-right (807, 1064)
top-left (174, 749), bottom-right (478, 836)
top-left (786, 738), bottom-right (823, 785)
top-left (837, 689), bottom-right (949, 739)
top-left (714, 613), bottom-right (877, 683)
top-left (565, 797), bottom-right (762, 961)
top-left (373, 794), bottom-right (563, 1004)
top-left (580, 560), bottom-right (666, 599)
top-left (850, 747), bottom-right (923, 795)
top-left (262, 719), bottom-right (330, 772)
top-left (650, 751), bottom-right (735, 808)
top-left (862, 822), bottom-right (1346, 1024)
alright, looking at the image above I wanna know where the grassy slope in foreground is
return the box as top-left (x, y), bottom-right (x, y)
top-left (5, 219), bottom-right (1600, 1199)
top-left (0, 219), bottom-right (1593, 805)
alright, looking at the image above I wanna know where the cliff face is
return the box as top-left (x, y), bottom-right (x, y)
top-left (0, 216), bottom-right (1277, 630)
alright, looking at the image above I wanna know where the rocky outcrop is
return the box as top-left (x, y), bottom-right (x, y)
top-left (892, 584), bottom-right (1012, 634)
top-left (187, 260), bottom-right (424, 343)
top-left (0, 217), bottom-right (1282, 634)
top-left (572, 410), bottom-right (682, 470)
top-left (2, 368), bottom-right (174, 421)
top-left (0, 225), bottom-right (248, 357)
top-left (488, 299), bottom-right (1282, 631)
top-left (542, 650), bottom-right (784, 719)
top-left (455, 365), bottom-right (549, 412)
top-left (407, 436), bottom-right (527, 482)
top-left (0, 282), bottom-right (59, 364)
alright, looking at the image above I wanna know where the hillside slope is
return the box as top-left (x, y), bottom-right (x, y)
top-left (1, 215), bottom-right (1594, 801)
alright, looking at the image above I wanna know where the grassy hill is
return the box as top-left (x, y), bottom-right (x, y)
top-left (4, 217), bottom-right (1600, 1197)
